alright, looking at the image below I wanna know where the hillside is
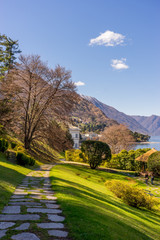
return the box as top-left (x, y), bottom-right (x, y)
top-left (72, 96), bottom-right (118, 128)
top-left (82, 95), bottom-right (148, 134)
top-left (132, 115), bottom-right (160, 136)
top-left (0, 128), bottom-right (61, 164)
top-left (50, 164), bottom-right (160, 240)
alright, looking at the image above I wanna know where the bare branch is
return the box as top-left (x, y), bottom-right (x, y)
top-left (0, 55), bottom-right (78, 149)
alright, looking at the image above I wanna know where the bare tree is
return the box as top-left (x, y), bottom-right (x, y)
top-left (45, 120), bottom-right (73, 152)
top-left (0, 98), bottom-right (14, 127)
top-left (100, 124), bottom-right (134, 154)
top-left (0, 55), bottom-right (78, 149)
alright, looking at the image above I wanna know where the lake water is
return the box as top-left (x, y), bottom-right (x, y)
top-left (133, 136), bottom-right (160, 151)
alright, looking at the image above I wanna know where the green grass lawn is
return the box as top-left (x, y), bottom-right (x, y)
top-left (50, 163), bottom-right (160, 240)
top-left (132, 175), bottom-right (160, 198)
top-left (0, 153), bottom-right (33, 213)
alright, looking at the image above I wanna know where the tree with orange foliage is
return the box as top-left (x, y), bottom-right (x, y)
top-left (101, 124), bottom-right (134, 154)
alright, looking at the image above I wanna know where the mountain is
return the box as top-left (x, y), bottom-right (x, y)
top-left (132, 115), bottom-right (160, 136)
top-left (72, 96), bottom-right (118, 128)
top-left (82, 95), bottom-right (148, 134)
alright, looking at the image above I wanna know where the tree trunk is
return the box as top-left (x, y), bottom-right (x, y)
top-left (24, 137), bottom-right (31, 149)
top-left (90, 163), bottom-right (96, 169)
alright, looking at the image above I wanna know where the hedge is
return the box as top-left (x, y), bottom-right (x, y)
top-left (16, 152), bottom-right (35, 166)
top-left (0, 138), bottom-right (9, 152)
top-left (65, 149), bottom-right (84, 162)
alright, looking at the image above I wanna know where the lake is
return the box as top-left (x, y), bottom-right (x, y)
top-left (133, 136), bottom-right (160, 151)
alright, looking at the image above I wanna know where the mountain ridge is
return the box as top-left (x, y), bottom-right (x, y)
top-left (72, 96), bottom-right (118, 128)
top-left (132, 115), bottom-right (160, 136)
top-left (81, 95), bottom-right (149, 134)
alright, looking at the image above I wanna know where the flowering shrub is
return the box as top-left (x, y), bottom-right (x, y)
top-left (65, 149), bottom-right (84, 162)
top-left (105, 180), bottom-right (159, 210)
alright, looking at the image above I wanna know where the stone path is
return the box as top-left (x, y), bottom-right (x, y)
top-left (0, 165), bottom-right (69, 240)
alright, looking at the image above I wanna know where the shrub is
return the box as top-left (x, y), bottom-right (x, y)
top-left (5, 149), bottom-right (17, 162)
top-left (17, 152), bottom-right (26, 166)
top-left (29, 157), bottom-right (35, 166)
top-left (65, 149), bottom-right (84, 162)
top-left (105, 180), bottom-right (159, 210)
top-left (16, 152), bottom-right (35, 166)
top-left (81, 140), bottom-right (111, 169)
top-left (0, 138), bottom-right (9, 152)
top-left (106, 154), bottom-right (121, 169)
top-left (65, 149), bottom-right (74, 161)
top-left (106, 148), bottom-right (151, 171)
top-left (105, 180), bottom-right (126, 198)
top-left (148, 151), bottom-right (160, 175)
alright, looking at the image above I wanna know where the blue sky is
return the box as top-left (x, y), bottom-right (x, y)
top-left (1, 0), bottom-right (160, 116)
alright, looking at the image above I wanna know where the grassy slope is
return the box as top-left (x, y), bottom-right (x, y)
top-left (3, 132), bottom-right (61, 163)
top-left (30, 141), bottom-right (62, 163)
top-left (0, 153), bottom-right (33, 213)
top-left (50, 164), bottom-right (160, 240)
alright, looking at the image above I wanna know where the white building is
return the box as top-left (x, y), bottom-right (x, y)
top-left (69, 126), bottom-right (80, 149)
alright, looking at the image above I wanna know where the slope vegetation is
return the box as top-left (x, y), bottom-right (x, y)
top-left (50, 164), bottom-right (160, 240)
top-left (72, 97), bottom-right (118, 127)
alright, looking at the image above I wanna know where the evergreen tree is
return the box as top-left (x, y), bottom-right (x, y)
top-left (0, 34), bottom-right (21, 80)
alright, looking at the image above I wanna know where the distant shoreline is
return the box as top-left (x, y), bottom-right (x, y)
top-left (133, 137), bottom-right (160, 151)
top-left (135, 141), bottom-right (160, 144)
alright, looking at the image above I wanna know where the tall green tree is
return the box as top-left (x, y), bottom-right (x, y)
top-left (81, 140), bottom-right (111, 169)
top-left (0, 34), bottom-right (21, 80)
top-left (0, 34), bottom-right (21, 127)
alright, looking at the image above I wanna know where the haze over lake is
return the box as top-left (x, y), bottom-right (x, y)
top-left (134, 136), bottom-right (160, 151)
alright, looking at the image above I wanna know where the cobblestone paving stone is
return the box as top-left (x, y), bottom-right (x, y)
top-left (48, 230), bottom-right (68, 238)
top-left (2, 206), bottom-right (21, 214)
top-left (0, 222), bottom-right (15, 229)
top-left (11, 232), bottom-right (40, 240)
top-left (9, 202), bottom-right (42, 206)
top-left (14, 223), bottom-right (30, 230)
top-left (0, 165), bottom-right (69, 239)
top-left (0, 230), bottom-right (7, 238)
